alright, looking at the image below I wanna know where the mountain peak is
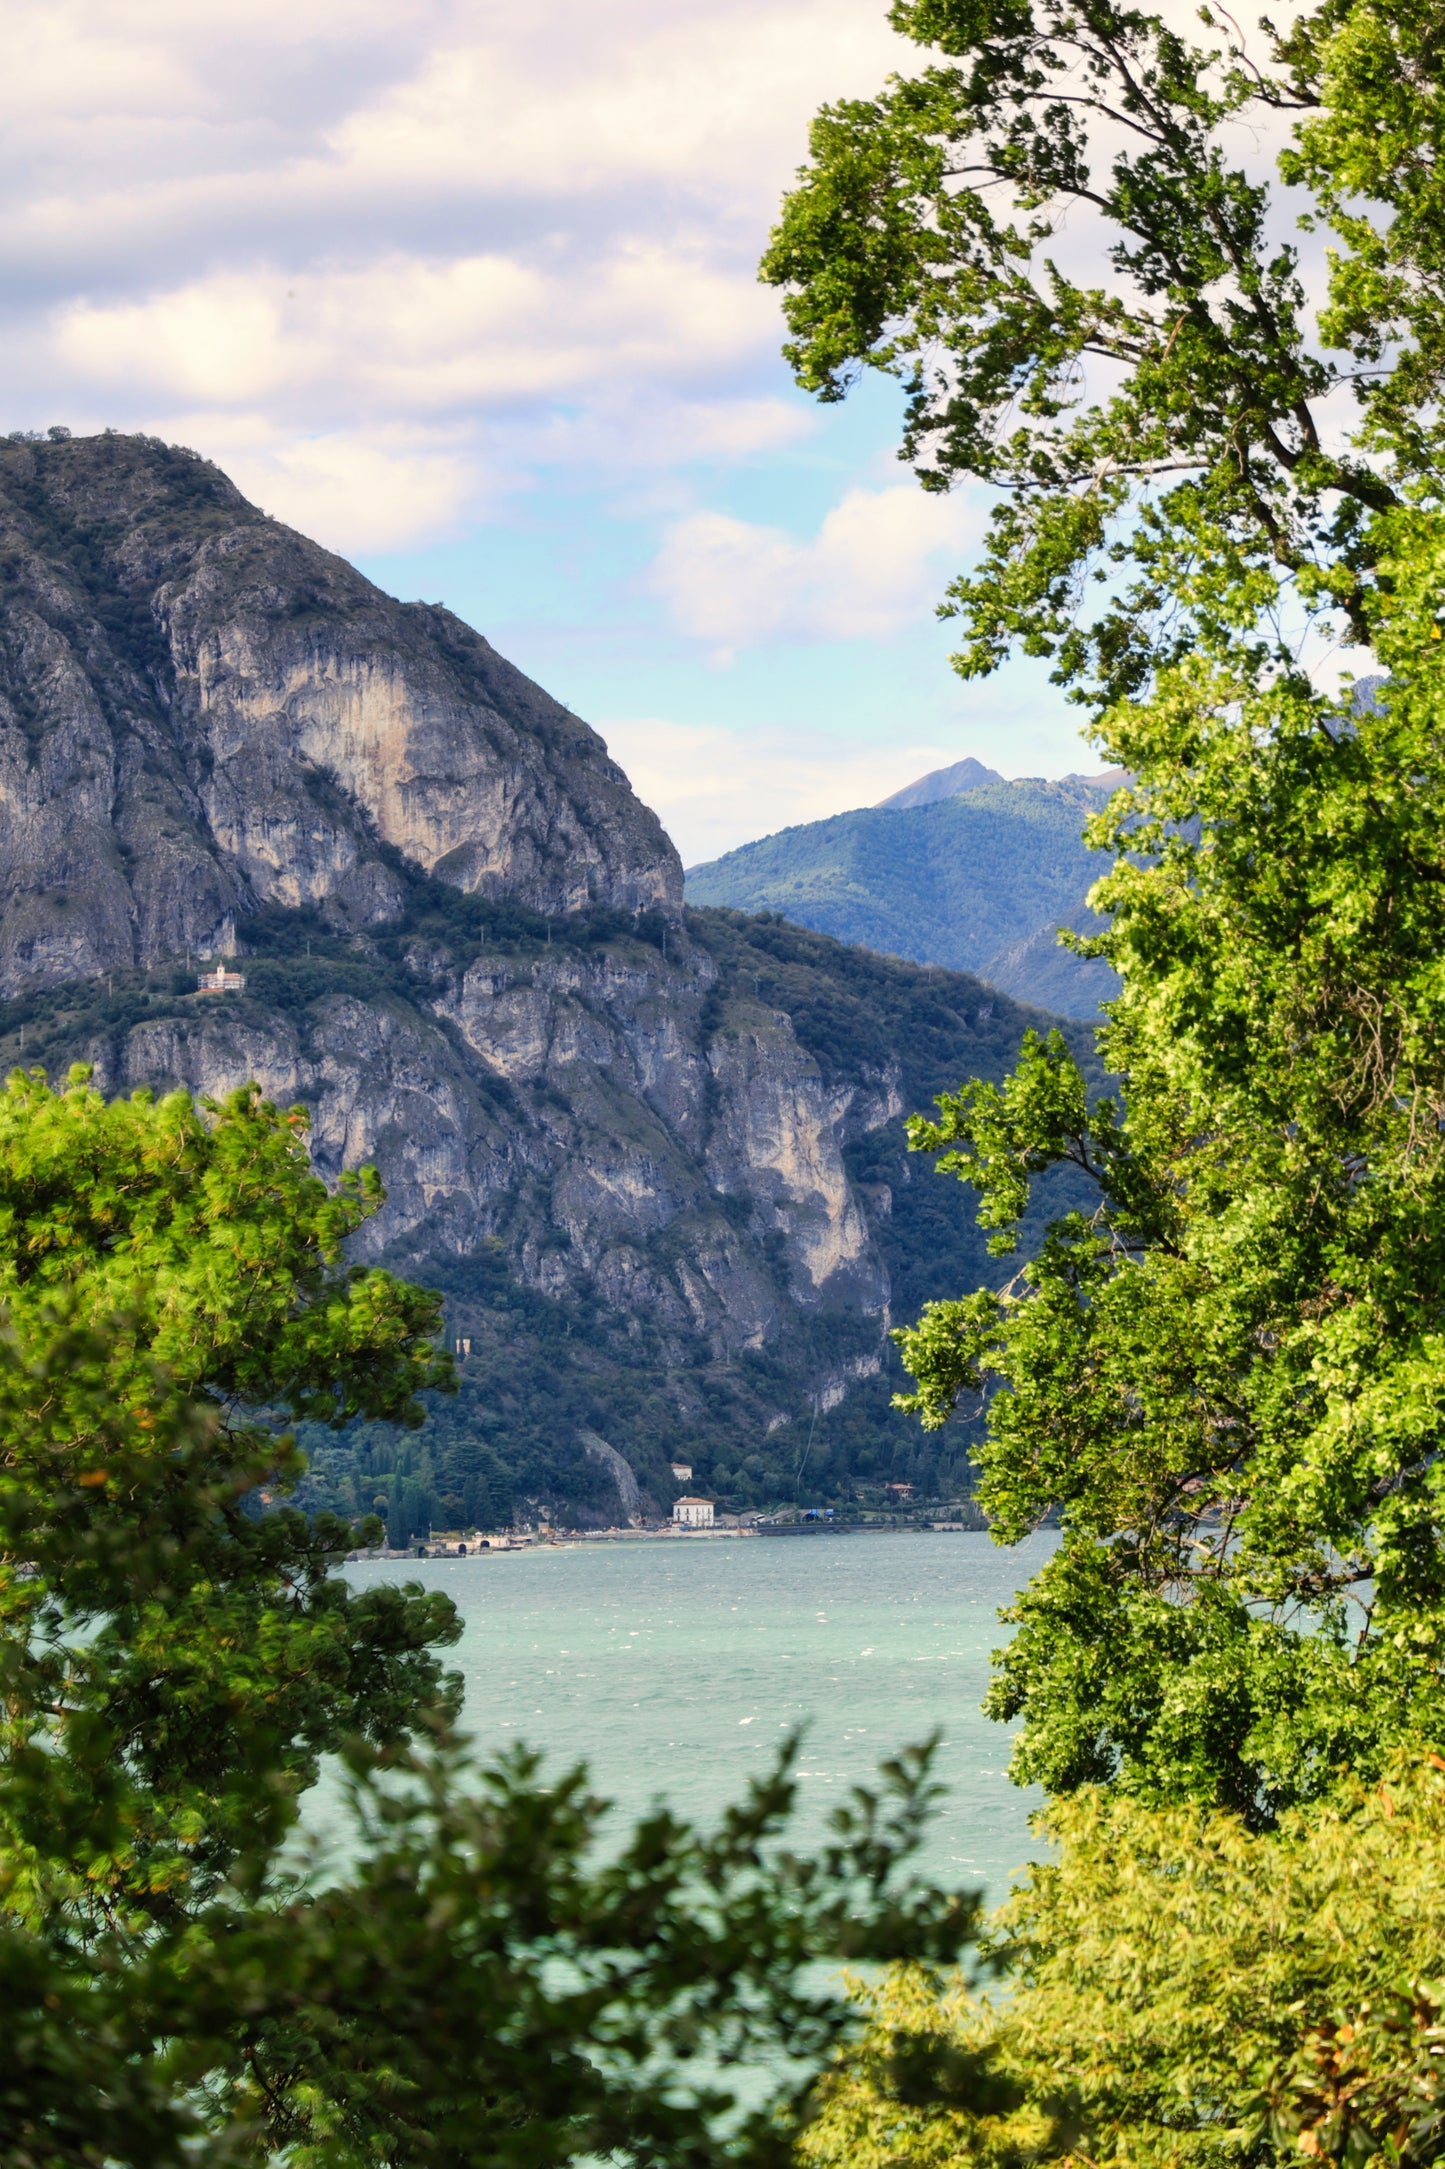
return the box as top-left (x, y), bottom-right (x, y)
top-left (876, 756), bottom-right (1003, 809)
top-left (686, 771), bottom-right (1123, 1018)
top-left (0, 428), bottom-right (680, 991)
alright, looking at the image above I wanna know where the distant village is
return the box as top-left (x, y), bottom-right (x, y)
top-left (349, 1457), bottom-right (985, 1561)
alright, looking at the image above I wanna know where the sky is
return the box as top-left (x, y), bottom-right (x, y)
top-left (2, 0), bottom-right (1098, 863)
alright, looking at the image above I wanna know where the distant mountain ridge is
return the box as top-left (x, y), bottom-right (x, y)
top-left (686, 770), bottom-right (1124, 1017)
top-left (877, 755), bottom-right (1002, 808)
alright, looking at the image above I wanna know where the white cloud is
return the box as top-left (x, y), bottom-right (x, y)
top-left (0, 0), bottom-right (904, 240)
top-left (58, 277), bottom-right (298, 406)
top-left (45, 234), bottom-right (803, 543)
top-left (167, 416), bottom-right (489, 552)
top-left (326, 3), bottom-right (906, 209)
top-left (648, 485), bottom-right (987, 653)
top-left (529, 393), bottom-right (815, 475)
top-left (0, 0), bottom-right (910, 557)
top-left (600, 717), bottom-right (970, 865)
top-left (53, 246), bottom-right (776, 415)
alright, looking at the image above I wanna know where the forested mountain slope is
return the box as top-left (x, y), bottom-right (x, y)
top-left (686, 777), bottom-right (1121, 1017)
top-left (0, 429), bottom-right (1087, 1528)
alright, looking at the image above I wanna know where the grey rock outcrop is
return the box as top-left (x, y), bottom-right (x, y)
top-left (44, 897), bottom-right (1070, 1516)
top-left (79, 929), bottom-right (890, 1366)
top-left (0, 431), bottom-right (677, 995)
top-left (579, 1431), bottom-right (642, 1520)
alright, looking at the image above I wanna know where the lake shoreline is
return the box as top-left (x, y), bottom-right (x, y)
top-left (356, 1519), bottom-right (989, 1563)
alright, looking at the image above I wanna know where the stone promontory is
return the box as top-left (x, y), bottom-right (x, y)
top-left (0, 430), bottom-right (678, 993)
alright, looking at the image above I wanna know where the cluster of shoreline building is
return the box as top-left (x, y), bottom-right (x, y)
top-left (343, 1460), bottom-right (983, 1564)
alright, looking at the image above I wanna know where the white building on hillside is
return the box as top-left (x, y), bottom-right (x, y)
top-left (673, 1496), bottom-right (714, 1529)
top-left (670, 1460), bottom-right (693, 1482)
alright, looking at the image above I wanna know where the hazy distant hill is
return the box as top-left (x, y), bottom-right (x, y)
top-left (686, 773), bottom-right (1123, 1017)
top-left (877, 755), bottom-right (1002, 809)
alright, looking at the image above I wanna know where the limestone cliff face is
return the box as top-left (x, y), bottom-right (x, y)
top-left (0, 431), bottom-right (677, 994)
top-left (81, 929), bottom-right (890, 1370)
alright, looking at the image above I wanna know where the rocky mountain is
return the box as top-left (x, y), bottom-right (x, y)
top-left (877, 755), bottom-right (1002, 809)
top-left (0, 427), bottom-right (674, 992)
top-left (0, 430), bottom-right (1087, 1529)
top-left (686, 777), bottom-right (1123, 1018)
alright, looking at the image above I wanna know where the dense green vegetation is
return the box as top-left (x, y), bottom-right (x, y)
top-left (789, 0), bottom-right (1445, 1835)
top-left (898, 613), bottom-right (1445, 1820)
top-left (0, 1070), bottom-right (974, 2163)
top-left (804, 1764), bottom-right (1445, 2169)
top-left (685, 777), bottom-right (1119, 1017)
top-left (764, 0), bottom-right (1445, 2159)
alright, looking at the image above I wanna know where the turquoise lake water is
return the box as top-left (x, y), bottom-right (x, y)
top-left (343, 1528), bottom-right (1056, 1904)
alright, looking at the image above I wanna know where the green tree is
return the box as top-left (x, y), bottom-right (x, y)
top-left (0, 1069), bottom-right (974, 2165)
top-left (802, 1754), bottom-right (1445, 2169)
top-left (893, 529), bottom-right (1445, 1818)
top-left (770, 9), bottom-right (1445, 2161)
top-left (766, 0), bottom-right (1445, 1821)
top-left (761, 0), bottom-right (1444, 704)
top-left (0, 1068), bottom-right (459, 1935)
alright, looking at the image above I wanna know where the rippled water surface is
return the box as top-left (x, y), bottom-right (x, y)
top-left (343, 1529), bottom-right (1056, 1901)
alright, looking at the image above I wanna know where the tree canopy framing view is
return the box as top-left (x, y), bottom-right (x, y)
top-left (10, 0), bottom-right (1445, 2161)
top-left (764, 0), bottom-right (1443, 701)
top-left (762, 2), bottom-right (1445, 2161)
top-left (0, 1070), bottom-right (972, 2165)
